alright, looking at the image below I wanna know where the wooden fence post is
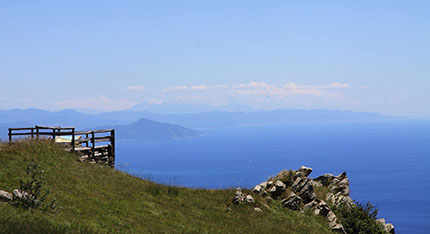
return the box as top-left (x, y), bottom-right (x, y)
top-left (52, 128), bottom-right (56, 142)
top-left (71, 128), bottom-right (75, 152)
top-left (36, 126), bottom-right (39, 140)
top-left (111, 129), bottom-right (115, 167)
top-left (91, 131), bottom-right (95, 159)
top-left (8, 129), bottom-right (12, 144)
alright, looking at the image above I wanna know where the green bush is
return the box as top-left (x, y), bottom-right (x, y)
top-left (11, 163), bottom-right (56, 211)
top-left (333, 201), bottom-right (385, 234)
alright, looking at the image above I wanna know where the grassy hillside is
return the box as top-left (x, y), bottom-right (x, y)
top-left (0, 141), bottom-right (333, 234)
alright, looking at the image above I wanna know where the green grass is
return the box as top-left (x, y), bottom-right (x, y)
top-left (314, 185), bottom-right (331, 203)
top-left (0, 141), bottom-right (334, 234)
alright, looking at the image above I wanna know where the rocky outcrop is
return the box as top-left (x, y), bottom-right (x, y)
top-left (232, 166), bottom-right (395, 234)
top-left (296, 166), bottom-right (313, 177)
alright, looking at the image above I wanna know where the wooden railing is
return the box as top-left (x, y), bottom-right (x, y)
top-left (9, 125), bottom-right (76, 148)
top-left (8, 125), bottom-right (115, 167)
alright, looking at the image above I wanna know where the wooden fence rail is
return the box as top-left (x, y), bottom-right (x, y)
top-left (8, 125), bottom-right (115, 167)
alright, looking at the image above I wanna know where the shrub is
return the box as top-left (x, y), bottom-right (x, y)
top-left (333, 201), bottom-right (385, 234)
top-left (11, 163), bottom-right (57, 211)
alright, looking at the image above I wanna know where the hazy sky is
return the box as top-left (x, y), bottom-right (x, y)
top-left (1, 1), bottom-right (429, 116)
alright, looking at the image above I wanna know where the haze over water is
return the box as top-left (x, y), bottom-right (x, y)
top-left (117, 121), bottom-right (430, 234)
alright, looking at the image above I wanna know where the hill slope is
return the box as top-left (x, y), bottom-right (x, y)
top-left (0, 141), bottom-right (333, 233)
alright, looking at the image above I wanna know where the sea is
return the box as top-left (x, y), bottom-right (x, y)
top-left (116, 121), bottom-right (430, 234)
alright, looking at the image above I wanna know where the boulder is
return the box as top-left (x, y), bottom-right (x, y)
top-left (328, 172), bottom-right (350, 196)
top-left (326, 211), bottom-right (337, 222)
top-left (337, 172), bottom-right (347, 181)
top-left (339, 195), bottom-right (354, 207)
top-left (318, 200), bottom-right (330, 217)
top-left (385, 223), bottom-right (395, 234)
top-left (12, 189), bottom-right (23, 199)
top-left (298, 181), bottom-right (315, 204)
top-left (378, 219), bottom-right (395, 234)
top-left (339, 177), bottom-right (349, 186)
top-left (268, 186), bottom-right (277, 193)
top-left (245, 195), bottom-right (255, 204)
top-left (233, 188), bottom-right (245, 205)
top-left (303, 200), bottom-right (318, 211)
top-left (326, 192), bottom-right (336, 204)
top-left (327, 191), bottom-right (353, 207)
top-left (295, 171), bottom-right (303, 178)
top-left (253, 184), bottom-right (268, 197)
top-left (330, 183), bottom-right (349, 197)
top-left (274, 180), bottom-right (286, 190)
top-left (337, 184), bottom-right (350, 196)
top-left (281, 192), bottom-right (302, 211)
top-left (314, 173), bottom-right (335, 186)
top-left (330, 192), bottom-right (354, 207)
top-left (268, 180), bottom-right (286, 197)
top-left (252, 185), bottom-right (262, 193)
top-left (329, 221), bottom-right (346, 234)
top-left (254, 207), bottom-right (262, 212)
top-left (12, 189), bottom-right (33, 202)
top-left (296, 166), bottom-right (313, 177)
top-left (259, 182), bottom-right (268, 189)
top-left (292, 177), bottom-right (308, 193)
top-left (0, 190), bottom-right (12, 201)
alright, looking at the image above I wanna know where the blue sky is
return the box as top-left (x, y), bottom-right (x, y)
top-left (1, 1), bottom-right (429, 116)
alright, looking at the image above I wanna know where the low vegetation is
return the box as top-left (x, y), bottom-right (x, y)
top-left (332, 202), bottom-right (386, 234)
top-left (10, 162), bottom-right (57, 211)
top-left (0, 141), bottom-right (334, 233)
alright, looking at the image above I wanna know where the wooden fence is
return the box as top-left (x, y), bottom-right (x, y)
top-left (8, 125), bottom-right (115, 167)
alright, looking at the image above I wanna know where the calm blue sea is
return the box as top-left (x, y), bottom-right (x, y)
top-left (116, 121), bottom-right (430, 234)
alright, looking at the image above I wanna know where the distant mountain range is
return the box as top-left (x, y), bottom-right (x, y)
top-left (0, 109), bottom-right (198, 140)
top-left (0, 108), bottom-right (398, 139)
top-left (97, 109), bottom-right (397, 129)
top-left (98, 118), bottom-right (200, 140)
top-left (0, 108), bottom-right (123, 129)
